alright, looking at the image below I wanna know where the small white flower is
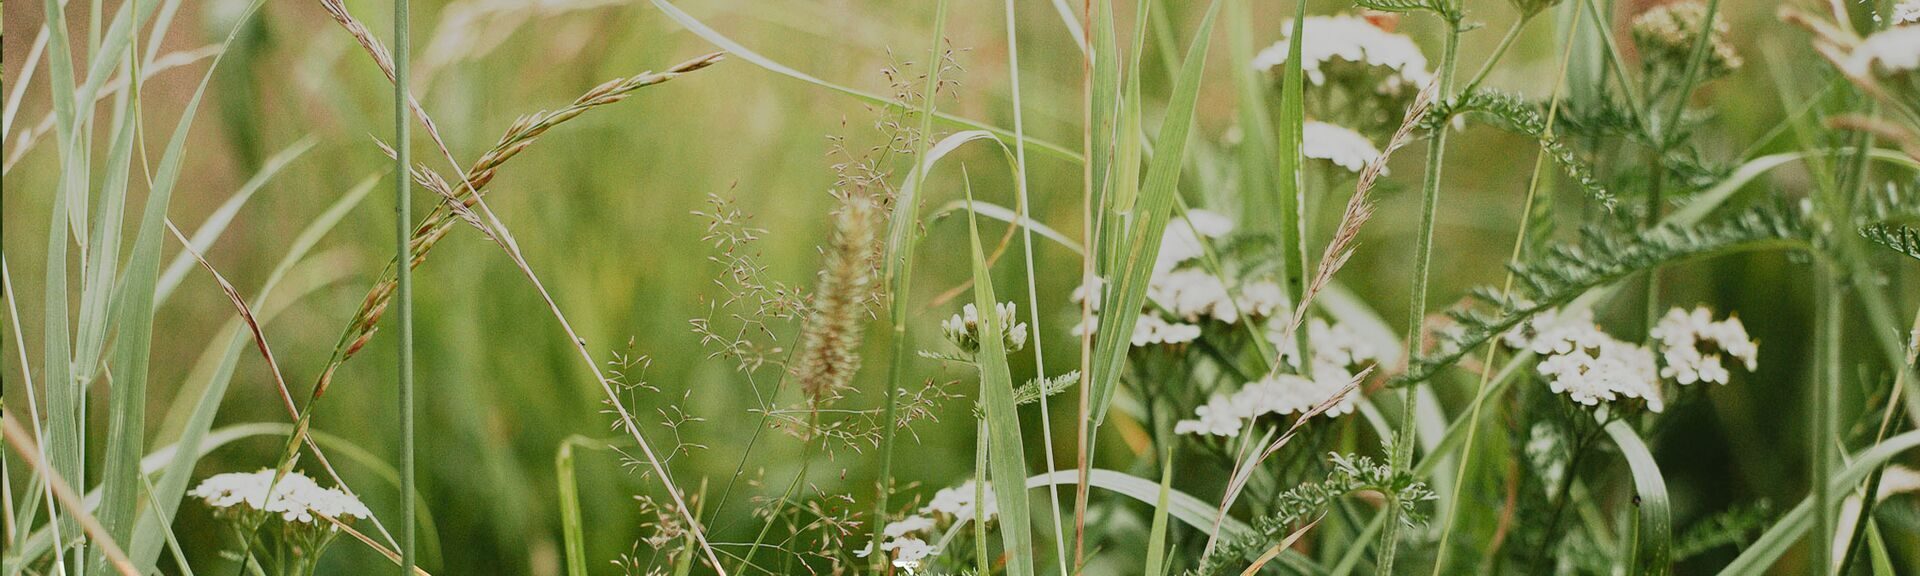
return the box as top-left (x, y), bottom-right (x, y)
top-left (1274, 318), bottom-right (1379, 370)
top-left (1235, 280), bottom-right (1289, 318)
top-left (890, 537), bottom-right (934, 566)
top-left (1504, 307), bottom-right (1609, 356)
top-left (1149, 269), bottom-right (1239, 323)
top-left (1071, 276), bottom-right (1105, 311)
top-left (1537, 333), bottom-right (1663, 412)
top-left (1156, 209), bottom-right (1235, 277)
top-left (922, 481), bottom-right (997, 524)
top-left (883, 515), bottom-right (935, 538)
top-left (1175, 395), bottom-right (1248, 436)
top-left (1303, 121), bottom-right (1385, 174)
top-left (1651, 306), bottom-right (1758, 385)
top-left (1898, 1), bottom-right (1920, 25)
top-left (1125, 314), bottom-right (1203, 346)
top-left (943, 302), bottom-right (1029, 353)
top-left (1252, 15), bottom-right (1432, 93)
top-left (1853, 26), bottom-right (1920, 73)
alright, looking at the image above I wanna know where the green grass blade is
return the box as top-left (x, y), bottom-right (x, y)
top-left (70, 69), bottom-right (139, 388)
top-left (1226, 0), bottom-right (1278, 231)
top-left (1088, 0), bottom-right (1219, 426)
top-left (1144, 452), bottom-right (1175, 576)
top-left (1718, 429), bottom-right (1920, 575)
top-left (1026, 469), bottom-right (1253, 539)
top-left (92, 1), bottom-right (265, 568)
top-left (1090, 0), bottom-right (1118, 209)
top-left (965, 183), bottom-right (1035, 576)
top-left (644, 0), bottom-right (1080, 163)
top-left (555, 440), bottom-right (588, 576)
top-left (1604, 420), bottom-right (1672, 575)
top-left (1274, 1), bottom-right (1308, 313)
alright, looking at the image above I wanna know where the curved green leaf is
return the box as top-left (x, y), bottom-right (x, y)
top-left (1606, 420), bottom-right (1672, 576)
top-left (1719, 430), bottom-right (1920, 575)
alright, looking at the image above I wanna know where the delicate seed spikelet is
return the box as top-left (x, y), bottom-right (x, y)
top-left (790, 194), bottom-right (880, 404)
top-left (1631, 2), bottom-right (1743, 77)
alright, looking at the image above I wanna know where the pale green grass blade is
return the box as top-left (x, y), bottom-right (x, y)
top-left (1604, 420), bottom-right (1672, 575)
top-left (1088, 0), bottom-right (1219, 426)
top-left (70, 74), bottom-right (139, 388)
top-left (153, 137), bottom-right (319, 305)
top-left (126, 173), bottom-right (378, 570)
top-left (555, 439), bottom-right (589, 576)
top-left (1226, 0), bottom-right (1278, 229)
top-left (645, 0), bottom-right (1080, 163)
top-left (1090, 0), bottom-right (1118, 206)
top-left (93, 1), bottom-right (265, 568)
top-left (1273, 1), bottom-right (1308, 328)
top-left (1025, 469), bottom-right (1252, 538)
top-left (37, 0), bottom-right (85, 560)
top-left (932, 199), bottom-right (1083, 254)
top-left (1718, 430), bottom-right (1920, 575)
top-left (965, 183), bottom-right (1035, 576)
top-left (1144, 452), bottom-right (1174, 576)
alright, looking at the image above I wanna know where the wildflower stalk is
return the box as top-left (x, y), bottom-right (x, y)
top-left (1429, 7), bottom-right (1580, 571)
top-left (1380, 6), bottom-right (1463, 573)
top-left (873, 1), bottom-right (948, 571)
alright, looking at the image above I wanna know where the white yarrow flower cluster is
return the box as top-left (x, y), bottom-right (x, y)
top-left (189, 469), bottom-right (371, 525)
top-left (859, 481), bottom-right (998, 567)
top-left (1303, 121), bottom-right (1386, 174)
top-left (1076, 210), bottom-right (1294, 348)
top-left (1505, 308), bottom-right (1664, 411)
top-left (1852, 26), bottom-right (1920, 74)
top-left (943, 302), bottom-right (1029, 353)
top-left (1650, 306), bottom-right (1758, 386)
top-left (1176, 318), bottom-right (1378, 436)
top-left (1251, 14), bottom-right (1433, 93)
top-left (1893, 0), bottom-right (1918, 25)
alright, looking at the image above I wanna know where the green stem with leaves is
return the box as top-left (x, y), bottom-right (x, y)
top-left (1380, 9), bottom-right (1463, 575)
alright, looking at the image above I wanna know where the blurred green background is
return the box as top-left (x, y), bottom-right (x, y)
top-left (3, 0), bottom-right (1911, 573)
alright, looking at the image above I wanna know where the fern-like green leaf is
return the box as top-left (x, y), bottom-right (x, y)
top-left (1355, 0), bottom-right (1458, 20)
top-left (1862, 223), bottom-right (1920, 262)
top-left (1428, 91), bottom-right (1617, 209)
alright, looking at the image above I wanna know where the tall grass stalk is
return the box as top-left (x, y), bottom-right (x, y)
top-left (872, 1), bottom-right (948, 570)
top-left (1381, 5), bottom-right (1464, 573)
top-left (1001, 0), bottom-right (1071, 572)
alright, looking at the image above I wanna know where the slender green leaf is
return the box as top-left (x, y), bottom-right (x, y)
top-left (1274, 1), bottom-right (1309, 310)
top-left (966, 183), bottom-right (1035, 576)
top-left (1605, 420), bottom-right (1672, 576)
top-left (1026, 469), bottom-right (1253, 539)
top-left (1144, 452), bottom-right (1175, 576)
top-left (1089, 0), bottom-right (1219, 426)
top-left (555, 440), bottom-right (588, 576)
top-left (94, 2), bottom-right (265, 568)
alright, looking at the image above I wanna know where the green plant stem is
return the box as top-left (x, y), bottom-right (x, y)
top-left (393, 0), bottom-right (416, 572)
top-left (1379, 13), bottom-right (1461, 576)
top-left (872, 3), bottom-right (948, 571)
top-left (1813, 263), bottom-right (1842, 574)
top-left (1429, 10), bottom-right (1580, 568)
top-left (1460, 16), bottom-right (1529, 96)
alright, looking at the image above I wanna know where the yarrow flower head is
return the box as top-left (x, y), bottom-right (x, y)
top-left (1505, 308), bottom-right (1664, 412)
top-left (1631, 2), bottom-right (1743, 77)
top-left (1175, 367), bottom-right (1364, 437)
top-left (1650, 306), bottom-right (1758, 385)
top-left (1303, 121), bottom-right (1386, 174)
top-left (189, 469), bottom-right (370, 525)
top-left (1252, 14), bottom-right (1432, 94)
top-left (922, 480), bottom-right (997, 523)
top-left (942, 302), bottom-right (1028, 354)
top-left (1896, 1), bottom-right (1920, 25)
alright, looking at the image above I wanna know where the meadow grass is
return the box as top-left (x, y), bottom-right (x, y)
top-left (5, 0), bottom-right (1920, 575)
